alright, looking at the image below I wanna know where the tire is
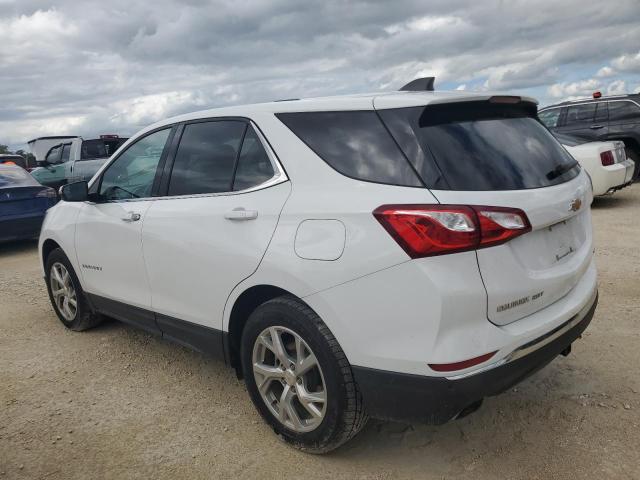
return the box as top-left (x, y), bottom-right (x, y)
top-left (44, 247), bottom-right (103, 331)
top-left (625, 146), bottom-right (640, 181)
top-left (241, 295), bottom-right (368, 453)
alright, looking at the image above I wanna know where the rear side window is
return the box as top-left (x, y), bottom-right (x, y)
top-left (233, 127), bottom-right (275, 191)
top-left (168, 121), bottom-right (246, 196)
top-left (379, 102), bottom-right (580, 191)
top-left (565, 103), bottom-right (596, 125)
top-left (608, 101), bottom-right (640, 122)
top-left (276, 111), bottom-right (422, 187)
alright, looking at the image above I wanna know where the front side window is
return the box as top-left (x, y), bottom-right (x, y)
top-left (99, 128), bottom-right (171, 201)
top-left (608, 101), bottom-right (640, 122)
top-left (565, 103), bottom-right (596, 125)
top-left (538, 109), bottom-right (561, 128)
top-left (168, 121), bottom-right (246, 196)
top-left (46, 145), bottom-right (62, 163)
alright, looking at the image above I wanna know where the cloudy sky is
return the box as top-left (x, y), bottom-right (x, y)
top-left (1, 0), bottom-right (639, 150)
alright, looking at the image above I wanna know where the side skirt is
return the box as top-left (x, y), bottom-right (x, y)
top-left (86, 293), bottom-right (227, 362)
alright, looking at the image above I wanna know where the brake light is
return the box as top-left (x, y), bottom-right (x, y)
top-left (600, 150), bottom-right (615, 166)
top-left (373, 204), bottom-right (531, 258)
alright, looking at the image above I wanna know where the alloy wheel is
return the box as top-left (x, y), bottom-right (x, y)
top-left (50, 262), bottom-right (78, 322)
top-left (252, 326), bottom-right (327, 433)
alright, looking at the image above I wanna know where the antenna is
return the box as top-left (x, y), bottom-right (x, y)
top-left (399, 77), bottom-right (435, 91)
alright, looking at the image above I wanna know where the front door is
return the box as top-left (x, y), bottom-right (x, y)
top-left (75, 127), bottom-right (173, 333)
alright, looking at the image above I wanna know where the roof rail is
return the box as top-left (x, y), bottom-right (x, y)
top-left (400, 77), bottom-right (435, 92)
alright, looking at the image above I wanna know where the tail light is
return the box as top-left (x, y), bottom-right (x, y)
top-left (600, 150), bottom-right (615, 166)
top-left (373, 204), bottom-right (531, 258)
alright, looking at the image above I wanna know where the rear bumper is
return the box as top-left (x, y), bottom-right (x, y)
top-left (352, 291), bottom-right (598, 424)
top-left (594, 159), bottom-right (635, 195)
top-left (0, 213), bottom-right (45, 242)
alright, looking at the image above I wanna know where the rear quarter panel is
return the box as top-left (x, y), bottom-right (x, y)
top-left (222, 112), bottom-right (442, 331)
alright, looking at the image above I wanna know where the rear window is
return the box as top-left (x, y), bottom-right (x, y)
top-left (379, 102), bottom-right (580, 191)
top-left (554, 133), bottom-right (589, 147)
top-left (0, 166), bottom-right (39, 187)
top-left (81, 138), bottom-right (128, 160)
top-left (276, 111), bottom-right (422, 187)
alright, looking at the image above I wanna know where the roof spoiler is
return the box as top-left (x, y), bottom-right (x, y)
top-left (400, 77), bottom-right (435, 92)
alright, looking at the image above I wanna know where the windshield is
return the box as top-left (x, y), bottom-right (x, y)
top-left (379, 103), bottom-right (580, 191)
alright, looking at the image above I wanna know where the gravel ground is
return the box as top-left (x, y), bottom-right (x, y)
top-left (1, 185), bottom-right (639, 480)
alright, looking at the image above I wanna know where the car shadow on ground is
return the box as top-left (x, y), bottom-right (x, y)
top-left (591, 190), bottom-right (637, 209)
top-left (0, 239), bottom-right (38, 258)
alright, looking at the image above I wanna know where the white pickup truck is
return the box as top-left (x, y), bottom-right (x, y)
top-left (30, 135), bottom-right (128, 190)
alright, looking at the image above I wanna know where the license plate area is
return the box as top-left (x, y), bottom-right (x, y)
top-left (547, 219), bottom-right (576, 264)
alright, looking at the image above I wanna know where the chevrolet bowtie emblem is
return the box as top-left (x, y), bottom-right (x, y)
top-left (569, 198), bottom-right (582, 212)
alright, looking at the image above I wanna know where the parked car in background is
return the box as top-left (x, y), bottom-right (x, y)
top-left (30, 135), bottom-right (128, 190)
top-left (554, 133), bottom-right (634, 196)
top-left (0, 154), bottom-right (28, 170)
top-left (0, 164), bottom-right (57, 242)
top-left (539, 92), bottom-right (640, 180)
top-left (28, 136), bottom-right (80, 163)
top-left (39, 84), bottom-right (598, 452)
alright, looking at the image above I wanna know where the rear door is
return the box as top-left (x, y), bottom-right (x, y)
top-left (556, 101), bottom-right (608, 141)
top-left (141, 120), bottom-right (290, 337)
top-left (378, 101), bottom-right (593, 325)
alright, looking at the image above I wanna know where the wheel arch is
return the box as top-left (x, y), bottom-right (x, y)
top-left (41, 238), bottom-right (62, 267)
top-left (226, 284), bottom-right (303, 377)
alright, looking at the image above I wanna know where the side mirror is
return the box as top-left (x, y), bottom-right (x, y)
top-left (60, 181), bottom-right (89, 202)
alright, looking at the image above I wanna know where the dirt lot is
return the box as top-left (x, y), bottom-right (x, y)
top-left (1, 186), bottom-right (639, 480)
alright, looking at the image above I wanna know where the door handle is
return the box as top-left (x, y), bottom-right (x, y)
top-left (590, 124), bottom-right (604, 129)
top-left (121, 211), bottom-right (141, 222)
top-left (224, 208), bottom-right (258, 221)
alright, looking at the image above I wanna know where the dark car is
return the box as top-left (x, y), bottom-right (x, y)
top-left (539, 92), bottom-right (640, 180)
top-left (0, 164), bottom-right (58, 242)
top-left (0, 154), bottom-right (28, 170)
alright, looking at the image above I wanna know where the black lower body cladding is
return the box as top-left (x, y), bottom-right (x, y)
top-left (352, 293), bottom-right (598, 424)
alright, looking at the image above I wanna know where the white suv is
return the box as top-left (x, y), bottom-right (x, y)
top-left (40, 88), bottom-right (598, 452)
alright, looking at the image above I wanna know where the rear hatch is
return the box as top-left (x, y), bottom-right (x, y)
top-left (377, 97), bottom-right (593, 325)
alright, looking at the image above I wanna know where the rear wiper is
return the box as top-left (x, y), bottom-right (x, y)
top-left (546, 161), bottom-right (578, 181)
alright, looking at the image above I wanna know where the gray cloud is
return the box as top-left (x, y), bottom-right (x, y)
top-left (1, 0), bottom-right (639, 149)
